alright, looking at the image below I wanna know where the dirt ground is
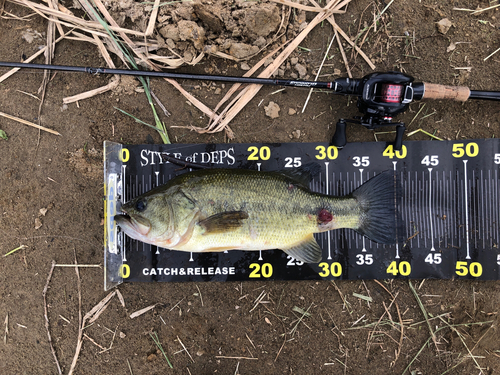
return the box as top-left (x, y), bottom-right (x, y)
top-left (1, 0), bottom-right (500, 374)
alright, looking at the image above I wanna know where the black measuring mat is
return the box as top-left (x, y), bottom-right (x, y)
top-left (103, 139), bottom-right (500, 290)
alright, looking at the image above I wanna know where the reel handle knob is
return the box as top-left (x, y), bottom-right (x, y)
top-left (331, 119), bottom-right (347, 149)
top-left (394, 124), bottom-right (406, 151)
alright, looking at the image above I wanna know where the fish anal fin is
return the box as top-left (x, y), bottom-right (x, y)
top-left (199, 211), bottom-right (249, 234)
top-left (282, 234), bottom-right (322, 263)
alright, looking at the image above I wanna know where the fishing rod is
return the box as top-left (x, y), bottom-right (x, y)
top-left (1, 61), bottom-right (499, 150)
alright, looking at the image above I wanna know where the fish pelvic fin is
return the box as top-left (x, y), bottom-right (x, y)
top-left (352, 170), bottom-right (401, 244)
top-left (281, 234), bottom-right (323, 263)
top-left (199, 211), bottom-right (249, 234)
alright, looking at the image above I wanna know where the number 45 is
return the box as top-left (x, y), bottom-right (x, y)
top-left (425, 253), bottom-right (442, 264)
top-left (421, 155), bottom-right (439, 166)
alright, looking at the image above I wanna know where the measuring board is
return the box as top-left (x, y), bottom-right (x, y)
top-left (103, 139), bottom-right (500, 290)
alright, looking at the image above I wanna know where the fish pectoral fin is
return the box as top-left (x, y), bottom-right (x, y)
top-left (198, 211), bottom-right (249, 234)
top-left (281, 234), bottom-right (322, 263)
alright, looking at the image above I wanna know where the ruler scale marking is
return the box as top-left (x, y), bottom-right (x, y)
top-left (489, 170), bottom-right (493, 245)
top-left (428, 168), bottom-right (435, 251)
top-left (480, 171), bottom-right (484, 245)
top-left (494, 168), bottom-right (498, 246)
top-left (464, 160), bottom-right (471, 259)
top-left (472, 169), bottom-right (477, 248)
top-left (438, 173), bottom-right (444, 249)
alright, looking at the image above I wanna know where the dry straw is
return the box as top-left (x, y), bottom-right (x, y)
top-left (5, 0), bottom-right (375, 138)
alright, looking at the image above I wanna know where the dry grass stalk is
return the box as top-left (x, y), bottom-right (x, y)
top-left (47, 0), bottom-right (64, 36)
top-left (1, 9), bottom-right (35, 19)
top-left (215, 356), bottom-right (258, 360)
top-left (356, 0), bottom-right (395, 53)
top-left (73, 248), bottom-right (83, 354)
top-left (270, 0), bottom-right (346, 14)
top-left (176, 336), bottom-right (195, 363)
top-left (275, 335), bottom-right (287, 362)
top-left (0, 111), bottom-right (61, 135)
top-left (408, 281), bottom-right (439, 352)
top-left (68, 290), bottom-right (118, 375)
top-left (309, 0), bottom-right (375, 70)
top-left (245, 333), bottom-right (256, 349)
top-left (334, 22), bottom-right (352, 78)
top-left (40, 0), bottom-right (72, 15)
top-left (195, 285), bottom-right (204, 307)
top-left (302, 33), bottom-right (337, 112)
top-left (373, 280), bottom-right (404, 363)
top-left (92, 33), bottom-right (116, 68)
top-left (127, 359), bottom-right (134, 375)
top-left (16, 90), bottom-right (40, 101)
top-left (54, 264), bottom-right (101, 267)
top-left (63, 75), bottom-right (120, 104)
top-left (331, 280), bottom-right (351, 313)
top-left (3, 314), bottom-right (8, 345)
top-left (66, 250), bottom-right (124, 375)
top-left (129, 304), bottom-right (156, 319)
top-left (43, 261), bottom-right (63, 375)
top-left (61, 30), bottom-right (124, 102)
top-left (116, 289), bottom-right (126, 308)
top-left (83, 333), bottom-right (107, 351)
top-left (12, 0), bottom-right (146, 37)
top-left (145, 0), bottom-right (160, 36)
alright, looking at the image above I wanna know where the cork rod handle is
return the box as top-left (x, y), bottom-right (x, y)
top-left (422, 83), bottom-right (470, 102)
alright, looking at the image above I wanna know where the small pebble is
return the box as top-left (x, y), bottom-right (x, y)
top-left (264, 102), bottom-right (280, 119)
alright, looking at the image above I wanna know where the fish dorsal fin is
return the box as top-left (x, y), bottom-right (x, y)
top-left (281, 234), bottom-right (323, 263)
top-left (199, 211), bottom-right (249, 234)
top-left (280, 162), bottom-right (321, 187)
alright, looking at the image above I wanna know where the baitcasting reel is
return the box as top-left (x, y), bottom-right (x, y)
top-left (330, 71), bottom-right (468, 151)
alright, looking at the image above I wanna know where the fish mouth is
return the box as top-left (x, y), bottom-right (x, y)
top-left (114, 210), bottom-right (151, 238)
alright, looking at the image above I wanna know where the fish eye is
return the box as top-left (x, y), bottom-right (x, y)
top-left (135, 200), bottom-right (146, 212)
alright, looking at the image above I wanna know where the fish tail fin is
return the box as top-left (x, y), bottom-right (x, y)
top-left (352, 170), bottom-right (401, 244)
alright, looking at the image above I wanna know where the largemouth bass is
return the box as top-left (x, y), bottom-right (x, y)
top-left (115, 165), bottom-right (398, 263)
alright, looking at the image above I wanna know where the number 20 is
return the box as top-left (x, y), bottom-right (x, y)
top-left (249, 263), bottom-right (273, 278)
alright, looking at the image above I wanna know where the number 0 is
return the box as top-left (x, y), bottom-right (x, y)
top-left (119, 148), bottom-right (130, 162)
top-left (119, 264), bottom-right (130, 278)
